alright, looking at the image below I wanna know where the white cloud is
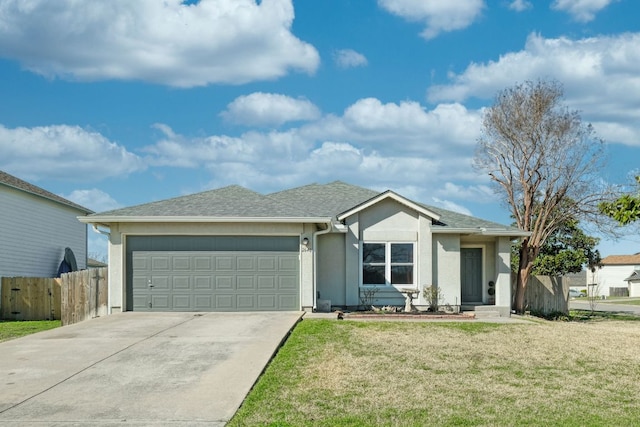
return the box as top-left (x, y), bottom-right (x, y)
top-left (551, 0), bottom-right (617, 22)
top-left (427, 32), bottom-right (640, 146)
top-left (430, 198), bottom-right (473, 216)
top-left (62, 189), bottom-right (121, 213)
top-left (508, 0), bottom-right (532, 12)
top-left (333, 49), bottom-right (368, 68)
top-left (0, 124), bottom-right (144, 181)
top-left (142, 97), bottom-right (491, 206)
top-left (0, 0), bottom-right (319, 87)
top-left (378, 0), bottom-right (485, 39)
top-left (220, 93), bottom-right (321, 127)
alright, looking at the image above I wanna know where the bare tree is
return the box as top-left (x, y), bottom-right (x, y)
top-left (474, 80), bottom-right (608, 314)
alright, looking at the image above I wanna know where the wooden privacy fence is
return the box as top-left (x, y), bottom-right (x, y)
top-left (1, 267), bottom-right (108, 325)
top-left (60, 267), bottom-right (108, 326)
top-left (0, 277), bottom-right (61, 321)
top-left (526, 275), bottom-right (569, 316)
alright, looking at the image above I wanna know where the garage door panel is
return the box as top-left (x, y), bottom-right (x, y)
top-left (257, 295), bottom-right (277, 310)
top-left (215, 276), bottom-right (234, 290)
top-left (215, 294), bottom-right (234, 309)
top-left (278, 295), bottom-right (298, 310)
top-left (194, 295), bottom-right (213, 309)
top-left (237, 276), bottom-right (255, 290)
top-left (236, 257), bottom-right (254, 271)
top-left (279, 276), bottom-right (297, 290)
top-left (279, 257), bottom-right (297, 271)
top-left (151, 276), bottom-right (170, 290)
top-left (131, 248), bottom-right (299, 312)
top-left (173, 295), bottom-right (191, 309)
top-left (257, 257), bottom-right (276, 270)
top-left (194, 276), bottom-right (213, 290)
top-left (216, 256), bottom-right (235, 270)
top-left (151, 295), bottom-right (171, 310)
top-left (172, 256), bottom-right (191, 270)
top-left (173, 276), bottom-right (191, 290)
top-left (194, 256), bottom-right (212, 270)
top-left (151, 256), bottom-right (171, 270)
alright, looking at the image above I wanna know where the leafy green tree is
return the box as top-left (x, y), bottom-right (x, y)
top-left (600, 176), bottom-right (640, 225)
top-left (511, 217), bottom-right (601, 276)
top-left (474, 80), bottom-right (608, 314)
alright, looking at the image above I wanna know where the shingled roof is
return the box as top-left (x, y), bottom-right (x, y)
top-left (83, 180), bottom-right (526, 235)
top-left (0, 170), bottom-right (93, 214)
top-left (601, 254), bottom-right (640, 265)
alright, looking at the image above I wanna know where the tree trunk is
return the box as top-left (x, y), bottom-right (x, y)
top-left (514, 244), bottom-right (534, 314)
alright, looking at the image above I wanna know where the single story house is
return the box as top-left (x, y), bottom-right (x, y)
top-left (594, 254), bottom-right (640, 297)
top-left (79, 181), bottom-right (528, 316)
top-left (0, 170), bottom-right (92, 280)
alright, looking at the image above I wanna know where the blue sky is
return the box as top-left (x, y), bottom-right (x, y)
top-left (1, 0), bottom-right (639, 259)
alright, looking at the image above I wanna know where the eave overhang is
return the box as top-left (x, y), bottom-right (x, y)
top-left (78, 216), bottom-right (333, 225)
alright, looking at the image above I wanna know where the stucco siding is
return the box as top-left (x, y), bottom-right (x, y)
top-left (0, 185), bottom-right (87, 279)
top-left (433, 234), bottom-right (461, 306)
top-left (316, 233), bottom-right (346, 306)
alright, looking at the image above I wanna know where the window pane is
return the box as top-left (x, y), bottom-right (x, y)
top-left (391, 243), bottom-right (413, 263)
top-left (363, 243), bottom-right (385, 263)
top-left (363, 265), bottom-right (386, 284)
top-left (391, 266), bottom-right (413, 285)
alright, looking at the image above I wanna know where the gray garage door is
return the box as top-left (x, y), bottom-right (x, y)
top-left (126, 236), bottom-right (300, 312)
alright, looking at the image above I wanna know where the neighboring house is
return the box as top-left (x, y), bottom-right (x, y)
top-left (594, 254), bottom-right (640, 297)
top-left (80, 181), bottom-right (528, 316)
top-left (87, 257), bottom-right (108, 269)
top-left (564, 270), bottom-right (587, 294)
top-left (0, 170), bottom-right (93, 279)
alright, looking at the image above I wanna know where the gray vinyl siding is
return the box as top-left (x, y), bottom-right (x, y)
top-left (0, 185), bottom-right (88, 279)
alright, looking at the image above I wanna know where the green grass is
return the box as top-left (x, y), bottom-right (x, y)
top-left (229, 319), bottom-right (640, 426)
top-left (570, 309), bottom-right (640, 321)
top-left (0, 320), bottom-right (61, 342)
top-left (603, 298), bottom-right (640, 306)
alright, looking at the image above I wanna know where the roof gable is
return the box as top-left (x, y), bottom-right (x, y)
top-left (0, 170), bottom-right (92, 214)
top-left (337, 190), bottom-right (441, 221)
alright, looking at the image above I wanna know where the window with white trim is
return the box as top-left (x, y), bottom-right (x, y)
top-left (362, 242), bottom-right (414, 286)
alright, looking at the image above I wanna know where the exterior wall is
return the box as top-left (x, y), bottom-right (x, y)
top-left (316, 233), bottom-right (346, 306)
top-left (107, 221), bottom-right (305, 313)
top-left (0, 185), bottom-right (88, 279)
top-left (594, 265), bottom-right (638, 297)
top-left (495, 237), bottom-right (512, 310)
top-left (433, 234), bottom-right (461, 307)
top-left (342, 199), bottom-right (435, 308)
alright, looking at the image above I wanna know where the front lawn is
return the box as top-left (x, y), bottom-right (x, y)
top-left (0, 320), bottom-right (61, 342)
top-left (229, 319), bottom-right (640, 426)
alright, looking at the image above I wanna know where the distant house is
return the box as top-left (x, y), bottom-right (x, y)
top-left (0, 170), bottom-right (93, 279)
top-left (87, 258), bottom-right (108, 268)
top-left (81, 181), bottom-right (528, 316)
top-left (593, 254), bottom-right (640, 297)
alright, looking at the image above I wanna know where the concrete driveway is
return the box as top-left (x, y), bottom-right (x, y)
top-left (0, 311), bottom-right (302, 426)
